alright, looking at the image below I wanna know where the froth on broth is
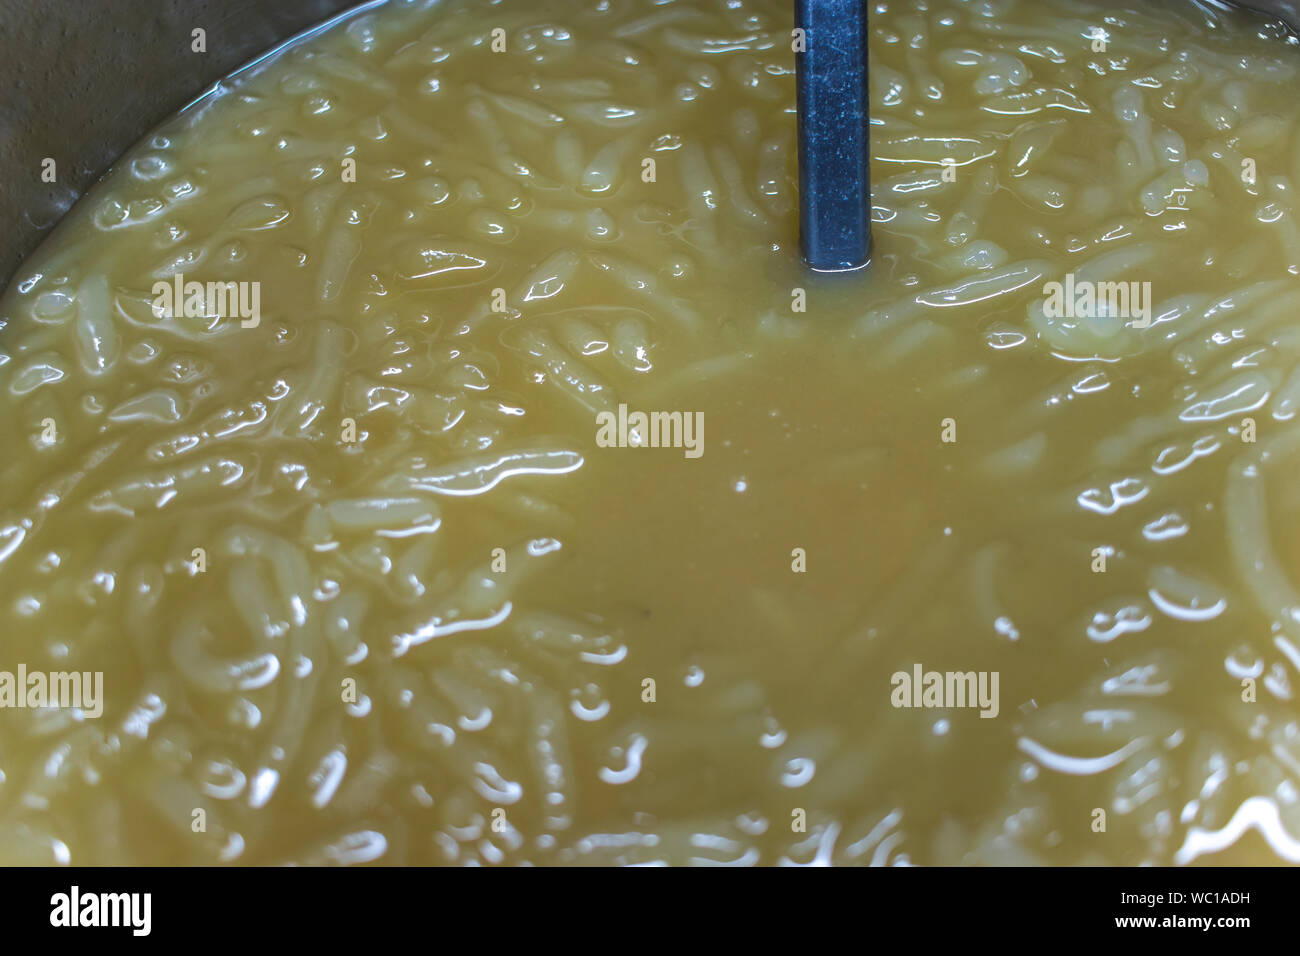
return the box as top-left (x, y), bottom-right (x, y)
top-left (1, 0), bottom-right (1299, 865)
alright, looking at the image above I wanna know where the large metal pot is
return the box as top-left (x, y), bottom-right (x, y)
top-left (0, 0), bottom-right (360, 288)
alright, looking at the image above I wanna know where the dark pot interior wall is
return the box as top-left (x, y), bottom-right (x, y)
top-left (0, 0), bottom-right (359, 287)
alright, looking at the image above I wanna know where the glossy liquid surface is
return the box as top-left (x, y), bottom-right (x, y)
top-left (1, 0), bottom-right (1300, 864)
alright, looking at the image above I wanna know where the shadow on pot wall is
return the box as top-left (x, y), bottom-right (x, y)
top-left (0, 0), bottom-right (360, 289)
